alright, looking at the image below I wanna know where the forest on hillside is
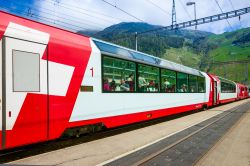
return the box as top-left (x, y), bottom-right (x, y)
top-left (79, 22), bottom-right (250, 84)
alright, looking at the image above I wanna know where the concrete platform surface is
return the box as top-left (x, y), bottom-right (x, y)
top-left (8, 99), bottom-right (250, 166)
top-left (195, 101), bottom-right (250, 166)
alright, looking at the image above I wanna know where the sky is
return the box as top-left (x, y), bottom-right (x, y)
top-left (0, 0), bottom-right (250, 34)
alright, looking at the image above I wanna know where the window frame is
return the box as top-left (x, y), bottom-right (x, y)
top-left (176, 72), bottom-right (189, 93)
top-left (188, 75), bottom-right (198, 93)
top-left (102, 55), bottom-right (137, 93)
top-left (101, 54), bottom-right (206, 94)
top-left (12, 49), bottom-right (40, 92)
top-left (160, 68), bottom-right (177, 93)
top-left (197, 76), bottom-right (206, 93)
top-left (137, 63), bottom-right (161, 93)
top-left (221, 80), bottom-right (236, 93)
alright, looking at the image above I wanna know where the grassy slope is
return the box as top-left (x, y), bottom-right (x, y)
top-left (162, 28), bottom-right (250, 84)
top-left (94, 22), bottom-right (249, 84)
top-left (207, 29), bottom-right (249, 61)
top-left (206, 28), bottom-right (250, 83)
top-left (163, 47), bottom-right (201, 69)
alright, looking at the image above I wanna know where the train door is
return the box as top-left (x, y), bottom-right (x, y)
top-left (213, 81), bottom-right (218, 105)
top-left (0, 37), bottom-right (3, 149)
top-left (2, 37), bottom-right (48, 149)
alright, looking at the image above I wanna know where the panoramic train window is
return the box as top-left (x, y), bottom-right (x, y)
top-left (161, 69), bottom-right (176, 92)
top-left (221, 80), bottom-right (236, 93)
top-left (13, 50), bottom-right (40, 92)
top-left (102, 56), bottom-right (136, 92)
top-left (189, 75), bottom-right (198, 93)
top-left (138, 64), bottom-right (160, 92)
top-left (177, 72), bottom-right (188, 93)
top-left (198, 76), bottom-right (205, 93)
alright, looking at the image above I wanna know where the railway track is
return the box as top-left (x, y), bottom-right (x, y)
top-left (105, 101), bottom-right (250, 166)
top-left (2, 101), bottom-right (249, 165)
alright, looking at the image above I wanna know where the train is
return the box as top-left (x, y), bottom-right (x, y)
top-left (0, 11), bottom-right (249, 150)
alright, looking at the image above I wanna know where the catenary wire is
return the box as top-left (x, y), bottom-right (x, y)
top-left (48, 0), bottom-right (124, 22)
top-left (177, 0), bottom-right (192, 20)
top-left (145, 0), bottom-right (186, 23)
top-left (145, 0), bottom-right (172, 16)
top-left (228, 0), bottom-right (242, 25)
top-left (38, 0), bottom-right (118, 25)
top-left (214, 0), bottom-right (233, 30)
top-left (101, 0), bottom-right (146, 22)
top-left (0, 6), bottom-right (86, 32)
top-left (4, 0), bottom-right (105, 30)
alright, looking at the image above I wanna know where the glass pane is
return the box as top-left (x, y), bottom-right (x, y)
top-left (189, 75), bottom-right (198, 93)
top-left (161, 69), bottom-right (176, 92)
top-left (13, 50), bottom-right (40, 92)
top-left (177, 73), bottom-right (188, 93)
top-left (103, 56), bottom-right (136, 92)
top-left (138, 64), bottom-right (160, 92)
top-left (94, 41), bottom-right (132, 58)
top-left (221, 80), bottom-right (235, 93)
top-left (198, 77), bottom-right (205, 93)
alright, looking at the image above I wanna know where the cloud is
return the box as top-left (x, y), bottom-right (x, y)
top-left (4, 0), bottom-right (250, 34)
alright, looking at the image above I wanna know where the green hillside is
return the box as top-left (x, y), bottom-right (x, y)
top-left (80, 23), bottom-right (250, 84)
top-left (207, 28), bottom-right (250, 61)
top-left (163, 47), bottom-right (201, 69)
top-left (205, 28), bottom-right (250, 83)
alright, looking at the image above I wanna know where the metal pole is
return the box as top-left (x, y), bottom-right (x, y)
top-left (246, 62), bottom-right (248, 84)
top-left (194, 3), bottom-right (197, 30)
top-left (172, 0), bottom-right (177, 27)
top-left (223, 65), bottom-right (226, 78)
top-left (135, 32), bottom-right (138, 51)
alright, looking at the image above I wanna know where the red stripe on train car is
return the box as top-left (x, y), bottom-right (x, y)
top-left (0, 11), bottom-right (92, 149)
top-left (68, 102), bottom-right (206, 129)
top-left (219, 98), bottom-right (236, 104)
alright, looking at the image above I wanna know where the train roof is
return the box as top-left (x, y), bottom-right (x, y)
top-left (218, 76), bottom-right (236, 84)
top-left (93, 38), bottom-right (203, 77)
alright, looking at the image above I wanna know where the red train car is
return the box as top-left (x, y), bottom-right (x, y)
top-left (237, 84), bottom-right (249, 99)
top-left (0, 11), bottom-right (248, 150)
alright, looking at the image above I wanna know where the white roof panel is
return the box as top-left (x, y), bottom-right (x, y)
top-left (93, 38), bottom-right (203, 77)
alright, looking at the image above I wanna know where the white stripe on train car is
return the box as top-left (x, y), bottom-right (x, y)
top-left (69, 40), bottom-right (211, 122)
top-left (220, 93), bottom-right (237, 100)
top-left (4, 22), bottom-right (49, 44)
top-left (4, 22), bottom-right (74, 130)
top-left (48, 61), bottom-right (74, 96)
top-left (0, 39), bottom-right (2, 130)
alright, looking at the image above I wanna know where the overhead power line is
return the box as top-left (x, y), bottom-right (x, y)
top-left (228, 0), bottom-right (235, 10)
top-left (111, 7), bottom-right (250, 41)
top-left (177, 0), bottom-right (192, 20)
top-left (48, 0), bottom-right (123, 22)
top-left (145, 0), bottom-right (171, 16)
top-left (0, 6), bottom-right (80, 32)
top-left (46, 0), bottom-right (123, 23)
top-left (145, 0), bottom-right (186, 23)
top-left (141, 7), bottom-right (249, 33)
top-left (227, 0), bottom-right (242, 25)
top-left (214, 0), bottom-right (233, 30)
top-left (204, 59), bottom-right (250, 65)
top-left (0, 3), bottom-right (113, 33)
top-left (6, 0), bottom-right (104, 30)
top-left (101, 0), bottom-right (145, 22)
top-left (37, 0), bottom-right (117, 25)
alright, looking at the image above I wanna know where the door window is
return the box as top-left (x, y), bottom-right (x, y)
top-left (13, 50), bottom-right (40, 92)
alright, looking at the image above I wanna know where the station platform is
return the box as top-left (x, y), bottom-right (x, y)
top-left (8, 99), bottom-right (250, 166)
top-left (196, 101), bottom-right (250, 166)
